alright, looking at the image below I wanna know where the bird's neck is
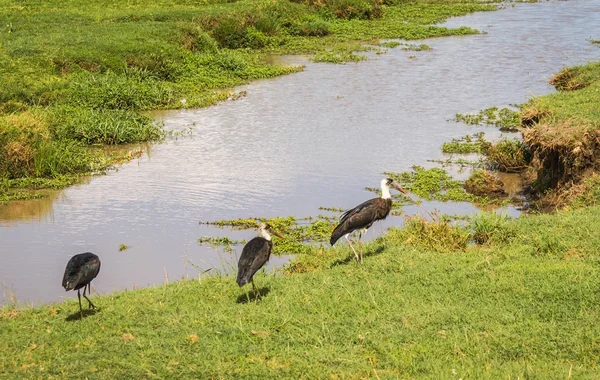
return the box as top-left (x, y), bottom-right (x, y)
top-left (381, 184), bottom-right (391, 199)
top-left (260, 229), bottom-right (272, 241)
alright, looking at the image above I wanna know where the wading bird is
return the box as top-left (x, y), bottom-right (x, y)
top-left (330, 178), bottom-right (408, 263)
top-left (237, 223), bottom-right (283, 297)
top-left (62, 252), bottom-right (101, 318)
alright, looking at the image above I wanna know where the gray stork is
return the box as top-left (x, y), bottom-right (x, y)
top-left (62, 252), bottom-right (101, 319)
top-left (237, 223), bottom-right (283, 297)
top-left (330, 178), bottom-right (408, 263)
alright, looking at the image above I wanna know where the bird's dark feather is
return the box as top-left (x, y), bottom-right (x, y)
top-left (237, 237), bottom-right (272, 287)
top-left (62, 252), bottom-right (101, 291)
top-left (330, 198), bottom-right (392, 245)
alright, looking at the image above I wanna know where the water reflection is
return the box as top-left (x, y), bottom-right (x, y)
top-left (1, 0), bottom-right (599, 306)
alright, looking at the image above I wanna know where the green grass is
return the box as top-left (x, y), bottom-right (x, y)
top-left (2, 205), bottom-right (600, 377)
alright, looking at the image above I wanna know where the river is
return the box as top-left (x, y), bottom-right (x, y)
top-left (1, 0), bottom-right (599, 306)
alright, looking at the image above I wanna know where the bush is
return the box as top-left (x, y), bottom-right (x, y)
top-left (180, 25), bottom-right (219, 53)
top-left (50, 107), bottom-right (164, 145)
top-left (464, 170), bottom-right (506, 198)
top-left (33, 140), bottom-right (94, 178)
top-left (484, 139), bottom-right (530, 172)
top-left (468, 212), bottom-right (516, 245)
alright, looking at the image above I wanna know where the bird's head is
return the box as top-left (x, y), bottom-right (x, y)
top-left (382, 178), bottom-right (409, 195)
top-left (259, 222), bottom-right (284, 239)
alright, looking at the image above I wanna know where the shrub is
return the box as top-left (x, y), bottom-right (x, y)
top-left (468, 212), bottom-right (516, 245)
top-left (50, 107), bottom-right (164, 145)
top-left (484, 139), bottom-right (530, 172)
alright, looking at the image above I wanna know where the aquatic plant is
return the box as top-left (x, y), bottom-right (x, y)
top-left (455, 106), bottom-right (520, 130)
top-left (402, 43), bottom-right (431, 51)
top-left (484, 139), bottom-right (530, 172)
top-left (441, 133), bottom-right (488, 154)
top-left (464, 169), bottom-right (506, 198)
top-left (201, 215), bottom-right (335, 255)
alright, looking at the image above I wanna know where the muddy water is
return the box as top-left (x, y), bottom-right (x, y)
top-left (2, 0), bottom-right (599, 306)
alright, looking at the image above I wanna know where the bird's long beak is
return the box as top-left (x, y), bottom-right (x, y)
top-left (393, 183), bottom-right (409, 195)
top-left (272, 230), bottom-right (284, 239)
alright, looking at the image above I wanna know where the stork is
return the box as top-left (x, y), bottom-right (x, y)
top-left (330, 178), bottom-right (408, 263)
top-left (62, 252), bottom-right (101, 319)
top-left (237, 223), bottom-right (283, 297)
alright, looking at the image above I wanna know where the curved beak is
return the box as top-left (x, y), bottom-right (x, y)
top-left (392, 183), bottom-right (409, 195)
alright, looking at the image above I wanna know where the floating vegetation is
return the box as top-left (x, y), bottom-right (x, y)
top-left (379, 41), bottom-right (401, 48)
top-left (198, 236), bottom-right (246, 252)
top-left (455, 106), bottom-right (521, 130)
top-left (312, 50), bottom-right (367, 64)
top-left (318, 206), bottom-right (345, 212)
top-left (402, 43), bottom-right (431, 51)
top-left (118, 244), bottom-right (129, 252)
top-left (383, 166), bottom-right (505, 206)
top-left (428, 157), bottom-right (484, 168)
top-left (200, 216), bottom-right (335, 255)
top-left (441, 133), bottom-right (488, 154)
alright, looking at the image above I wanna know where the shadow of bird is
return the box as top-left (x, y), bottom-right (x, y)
top-left (236, 223), bottom-right (283, 300)
top-left (62, 252), bottom-right (101, 320)
top-left (236, 287), bottom-right (271, 304)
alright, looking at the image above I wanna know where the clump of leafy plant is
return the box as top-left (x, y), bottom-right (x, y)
top-left (455, 106), bottom-right (520, 131)
top-left (442, 133), bottom-right (488, 154)
top-left (464, 169), bottom-right (506, 198)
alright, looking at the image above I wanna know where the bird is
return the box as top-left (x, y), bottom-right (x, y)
top-left (237, 223), bottom-right (283, 297)
top-left (62, 252), bottom-right (101, 319)
top-left (330, 178), bottom-right (408, 263)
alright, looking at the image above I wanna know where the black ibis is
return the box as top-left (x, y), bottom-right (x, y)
top-left (330, 178), bottom-right (408, 263)
top-left (237, 223), bottom-right (283, 297)
top-left (62, 252), bottom-right (101, 318)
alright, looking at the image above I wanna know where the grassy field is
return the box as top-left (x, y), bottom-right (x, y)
top-left (2, 205), bottom-right (600, 378)
top-left (0, 0), bottom-right (494, 201)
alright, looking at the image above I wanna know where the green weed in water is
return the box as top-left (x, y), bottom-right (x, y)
top-left (441, 132), bottom-right (488, 154)
top-left (455, 106), bottom-right (521, 131)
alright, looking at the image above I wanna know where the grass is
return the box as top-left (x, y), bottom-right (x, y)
top-left (2, 205), bottom-right (600, 377)
top-left (519, 60), bottom-right (600, 197)
top-left (0, 0), bottom-right (498, 199)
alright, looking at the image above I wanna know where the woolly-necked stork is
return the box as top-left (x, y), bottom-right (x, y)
top-left (330, 178), bottom-right (408, 263)
top-left (62, 252), bottom-right (101, 318)
top-left (237, 223), bottom-right (283, 296)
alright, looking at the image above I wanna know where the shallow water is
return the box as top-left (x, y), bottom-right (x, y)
top-left (1, 0), bottom-right (599, 306)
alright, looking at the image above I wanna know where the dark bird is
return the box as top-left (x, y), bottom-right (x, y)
top-left (237, 223), bottom-right (283, 296)
top-left (62, 252), bottom-right (101, 318)
top-left (330, 178), bottom-right (408, 263)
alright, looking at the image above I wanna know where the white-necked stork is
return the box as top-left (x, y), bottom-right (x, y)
top-left (330, 178), bottom-right (408, 263)
top-left (62, 252), bottom-right (101, 319)
top-left (237, 223), bottom-right (283, 296)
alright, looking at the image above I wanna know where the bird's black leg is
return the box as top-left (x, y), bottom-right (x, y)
top-left (77, 289), bottom-right (83, 319)
top-left (252, 280), bottom-right (259, 299)
top-left (344, 234), bottom-right (360, 263)
top-left (83, 283), bottom-right (96, 310)
top-left (358, 232), bottom-right (364, 264)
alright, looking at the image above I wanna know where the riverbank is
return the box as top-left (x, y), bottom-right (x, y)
top-left (0, 0), bottom-right (494, 201)
top-left (2, 204), bottom-right (599, 377)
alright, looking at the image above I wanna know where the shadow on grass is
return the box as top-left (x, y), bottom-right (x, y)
top-left (330, 245), bottom-right (385, 268)
top-left (236, 287), bottom-right (270, 304)
top-left (65, 308), bottom-right (99, 322)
